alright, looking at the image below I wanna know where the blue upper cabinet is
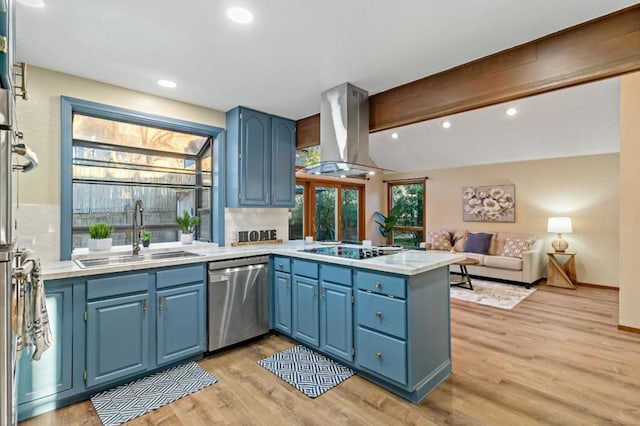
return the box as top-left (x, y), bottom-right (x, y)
top-left (0, 0), bottom-right (14, 90)
top-left (271, 117), bottom-right (296, 207)
top-left (226, 107), bottom-right (295, 208)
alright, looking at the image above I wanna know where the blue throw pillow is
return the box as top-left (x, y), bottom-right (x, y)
top-left (463, 232), bottom-right (493, 254)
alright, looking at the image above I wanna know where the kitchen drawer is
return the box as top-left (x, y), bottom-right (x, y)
top-left (273, 256), bottom-right (291, 273)
top-left (357, 327), bottom-right (407, 385)
top-left (292, 259), bottom-right (318, 279)
top-left (357, 291), bottom-right (407, 339)
top-left (156, 264), bottom-right (204, 289)
top-left (356, 271), bottom-right (406, 299)
top-left (87, 272), bottom-right (150, 299)
top-left (320, 264), bottom-right (352, 286)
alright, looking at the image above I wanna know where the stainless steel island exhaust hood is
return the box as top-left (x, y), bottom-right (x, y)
top-left (303, 83), bottom-right (383, 179)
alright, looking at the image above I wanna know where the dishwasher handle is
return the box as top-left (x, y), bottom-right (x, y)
top-left (209, 274), bottom-right (230, 283)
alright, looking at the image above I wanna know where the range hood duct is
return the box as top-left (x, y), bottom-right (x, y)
top-left (303, 83), bottom-right (381, 178)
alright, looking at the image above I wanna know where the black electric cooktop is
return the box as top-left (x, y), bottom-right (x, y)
top-left (300, 244), bottom-right (398, 260)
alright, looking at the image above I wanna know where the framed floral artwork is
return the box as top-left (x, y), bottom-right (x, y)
top-left (462, 184), bottom-right (515, 222)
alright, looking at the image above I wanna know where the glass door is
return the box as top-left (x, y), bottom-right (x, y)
top-left (314, 186), bottom-right (337, 241)
top-left (340, 187), bottom-right (360, 242)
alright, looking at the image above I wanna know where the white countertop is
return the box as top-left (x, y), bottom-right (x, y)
top-left (41, 241), bottom-right (466, 280)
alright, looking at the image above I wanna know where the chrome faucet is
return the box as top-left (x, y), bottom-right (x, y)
top-left (132, 199), bottom-right (144, 255)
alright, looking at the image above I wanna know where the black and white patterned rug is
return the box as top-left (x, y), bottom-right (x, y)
top-left (258, 345), bottom-right (355, 398)
top-left (91, 362), bottom-right (217, 426)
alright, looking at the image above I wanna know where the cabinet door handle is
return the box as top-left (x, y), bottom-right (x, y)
top-left (265, 192), bottom-right (269, 203)
top-left (143, 298), bottom-right (148, 314)
top-left (375, 352), bottom-right (382, 359)
top-left (320, 289), bottom-right (325, 299)
top-left (375, 281), bottom-right (382, 289)
top-left (375, 311), bottom-right (382, 318)
top-left (159, 295), bottom-right (164, 311)
top-left (313, 287), bottom-right (317, 298)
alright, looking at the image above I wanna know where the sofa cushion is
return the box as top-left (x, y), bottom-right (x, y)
top-left (484, 255), bottom-right (523, 271)
top-left (441, 229), bottom-right (467, 252)
top-left (464, 232), bottom-right (493, 254)
top-left (494, 232), bottom-right (537, 256)
top-left (502, 238), bottom-right (532, 259)
top-left (428, 231), bottom-right (452, 251)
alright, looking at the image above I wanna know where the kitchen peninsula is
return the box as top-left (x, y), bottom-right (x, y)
top-left (19, 242), bottom-right (464, 420)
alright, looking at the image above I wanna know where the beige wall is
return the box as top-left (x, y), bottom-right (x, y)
top-left (619, 72), bottom-right (640, 328)
top-left (14, 66), bottom-right (226, 261)
top-left (383, 153), bottom-right (620, 286)
top-left (16, 66), bottom-right (226, 205)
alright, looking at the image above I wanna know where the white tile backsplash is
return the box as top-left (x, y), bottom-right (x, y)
top-left (224, 208), bottom-right (289, 245)
top-left (14, 203), bottom-right (61, 263)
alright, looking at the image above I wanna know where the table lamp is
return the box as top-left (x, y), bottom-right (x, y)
top-left (547, 217), bottom-right (572, 252)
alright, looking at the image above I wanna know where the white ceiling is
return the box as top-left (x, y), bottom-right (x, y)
top-left (369, 77), bottom-right (621, 173)
top-left (15, 0), bottom-right (637, 120)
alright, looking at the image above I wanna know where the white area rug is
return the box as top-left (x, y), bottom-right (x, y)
top-left (450, 278), bottom-right (536, 310)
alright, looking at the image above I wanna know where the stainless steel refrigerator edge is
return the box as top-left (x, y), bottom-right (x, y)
top-left (0, 90), bottom-right (16, 425)
top-left (208, 256), bottom-right (270, 351)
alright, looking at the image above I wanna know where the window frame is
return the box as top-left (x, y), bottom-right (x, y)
top-left (292, 176), bottom-right (365, 241)
top-left (60, 96), bottom-right (224, 260)
top-left (387, 178), bottom-right (426, 247)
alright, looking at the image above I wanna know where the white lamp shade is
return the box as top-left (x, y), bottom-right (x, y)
top-left (547, 217), bottom-right (572, 234)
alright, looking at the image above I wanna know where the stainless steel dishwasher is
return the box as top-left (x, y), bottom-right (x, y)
top-left (208, 256), bottom-right (270, 351)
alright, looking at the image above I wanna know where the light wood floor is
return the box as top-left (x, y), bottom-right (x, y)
top-left (21, 283), bottom-right (640, 425)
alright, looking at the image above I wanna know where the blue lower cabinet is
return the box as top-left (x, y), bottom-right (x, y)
top-left (86, 293), bottom-right (150, 388)
top-left (274, 271), bottom-right (292, 334)
top-left (320, 282), bottom-right (353, 362)
top-left (357, 327), bottom-right (407, 385)
top-left (292, 275), bottom-right (319, 347)
top-left (157, 283), bottom-right (206, 366)
top-left (17, 282), bottom-right (73, 404)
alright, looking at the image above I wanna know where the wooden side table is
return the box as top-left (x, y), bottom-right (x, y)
top-left (451, 258), bottom-right (480, 290)
top-left (546, 252), bottom-right (577, 289)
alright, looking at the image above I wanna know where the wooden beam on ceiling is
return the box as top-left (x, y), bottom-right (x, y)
top-left (296, 4), bottom-right (640, 145)
top-left (369, 5), bottom-right (640, 132)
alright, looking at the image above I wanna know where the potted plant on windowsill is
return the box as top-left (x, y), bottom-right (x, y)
top-left (176, 210), bottom-right (200, 244)
top-left (142, 230), bottom-right (152, 248)
top-left (88, 223), bottom-right (113, 251)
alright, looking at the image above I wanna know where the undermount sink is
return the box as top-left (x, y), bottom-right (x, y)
top-left (74, 250), bottom-right (202, 269)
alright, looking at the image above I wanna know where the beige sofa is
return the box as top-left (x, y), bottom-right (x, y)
top-left (425, 230), bottom-right (544, 287)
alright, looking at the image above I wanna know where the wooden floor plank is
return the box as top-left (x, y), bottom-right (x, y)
top-left (20, 283), bottom-right (640, 425)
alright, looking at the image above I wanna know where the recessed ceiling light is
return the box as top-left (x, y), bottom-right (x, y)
top-left (442, 121), bottom-right (451, 129)
top-left (227, 7), bottom-right (253, 24)
top-left (506, 107), bottom-right (518, 116)
top-left (157, 79), bottom-right (177, 88)
top-left (391, 132), bottom-right (399, 140)
top-left (368, 170), bottom-right (376, 176)
top-left (17, 0), bottom-right (45, 7)
top-left (339, 175), bottom-right (346, 179)
top-left (314, 171), bottom-right (321, 175)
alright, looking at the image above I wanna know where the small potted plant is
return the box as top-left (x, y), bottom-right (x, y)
top-left (142, 230), bottom-right (152, 248)
top-left (88, 223), bottom-right (113, 251)
top-left (176, 210), bottom-right (200, 244)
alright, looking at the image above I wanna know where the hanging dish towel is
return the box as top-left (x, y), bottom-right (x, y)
top-left (16, 249), bottom-right (53, 361)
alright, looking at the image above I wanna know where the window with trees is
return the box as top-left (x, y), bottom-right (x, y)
top-left (388, 179), bottom-right (425, 247)
top-left (289, 178), bottom-right (364, 242)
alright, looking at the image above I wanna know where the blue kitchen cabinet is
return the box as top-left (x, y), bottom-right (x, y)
top-left (226, 106), bottom-right (295, 208)
top-left (85, 292), bottom-right (150, 388)
top-left (270, 117), bottom-right (296, 206)
top-left (292, 275), bottom-right (320, 347)
top-left (17, 281), bottom-right (73, 404)
top-left (156, 282), bottom-right (206, 366)
top-left (274, 271), bottom-right (292, 334)
top-left (319, 263), bottom-right (353, 363)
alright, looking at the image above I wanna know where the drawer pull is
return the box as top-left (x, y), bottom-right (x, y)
top-left (375, 311), bottom-right (383, 318)
top-left (375, 352), bottom-right (382, 359)
top-left (375, 281), bottom-right (381, 288)
top-left (278, 263), bottom-right (283, 268)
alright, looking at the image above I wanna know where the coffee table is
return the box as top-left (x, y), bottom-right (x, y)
top-left (450, 257), bottom-right (480, 290)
